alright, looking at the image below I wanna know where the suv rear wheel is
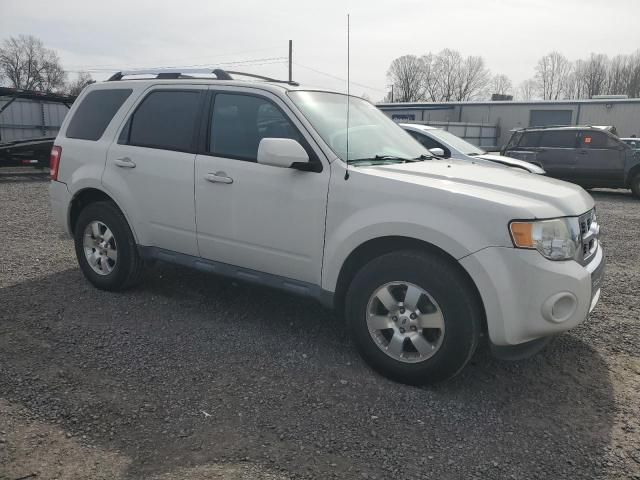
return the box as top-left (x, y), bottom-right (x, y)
top-left (74, 201), bottom-right (143, 291)
top-left (631, 173), bottom-right (640, 198)
top-left (345, 250), bottom-right (482, 385)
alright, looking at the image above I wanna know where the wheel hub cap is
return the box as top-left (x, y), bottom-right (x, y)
top-left (366, 282), bottom-right (445, 363)
top-left (82, 221), bottom-right (118, 276)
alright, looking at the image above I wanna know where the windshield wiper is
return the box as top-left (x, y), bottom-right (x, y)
top-left (348, 154), bottom-right (428, 164)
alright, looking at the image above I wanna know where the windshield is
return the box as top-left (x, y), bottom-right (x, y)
top-left (288, 91), bottom-right (429, 163)
top-left (427, 128), bottom-right (485, 156)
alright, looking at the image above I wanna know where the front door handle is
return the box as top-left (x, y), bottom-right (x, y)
top-left (114, 157), bottom-right (136, 168)
top-left (205, 172), bottom-right (233, 184)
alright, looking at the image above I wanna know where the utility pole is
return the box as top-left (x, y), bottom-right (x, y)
top-left (387, 84), bottom-right (394, 102)
top-left (288, 40), bottom-right (293, 82)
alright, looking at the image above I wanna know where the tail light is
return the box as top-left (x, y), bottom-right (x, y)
top-left (50, 146), bottom-right (62, 181)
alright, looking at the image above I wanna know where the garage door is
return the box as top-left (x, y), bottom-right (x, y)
top-left (529, 110), bottom-right (573, 127)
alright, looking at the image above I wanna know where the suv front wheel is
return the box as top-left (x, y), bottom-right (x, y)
top-left (74, 201), bottom-right (144, 291)
top-left (345, 250), bottom-right (482, 385)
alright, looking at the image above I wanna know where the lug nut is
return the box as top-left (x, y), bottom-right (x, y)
top-left (410, 313), bottom-right (417, 320)
top-left (399, 327), bottom-right (405, 333)
top-left (392, 316), bottom-right (398, 322)
top-left (399, 308), bottom-right (405, 314)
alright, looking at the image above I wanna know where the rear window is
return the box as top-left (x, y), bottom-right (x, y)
top-left (580, 131), bottom-right (621, 149)
top-left (125, 90), bottom-right (202, 152)
top-left (539, 130), bottom-right (577, 148)
top-left (66, 89), bottom-right (132, 141)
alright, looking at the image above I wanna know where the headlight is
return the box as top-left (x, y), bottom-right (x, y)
top-left (509, 218), bottom-right (580, 260)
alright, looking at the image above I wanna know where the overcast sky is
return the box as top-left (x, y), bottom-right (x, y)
top-left (2, 0), bottom-right (640, 99)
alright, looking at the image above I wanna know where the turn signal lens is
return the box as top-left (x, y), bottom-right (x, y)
top-left (510, 222), bottom-right (534, 248)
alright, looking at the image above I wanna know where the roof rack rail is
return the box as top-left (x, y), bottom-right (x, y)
top-left (106, 68), bottom-right (299, 86)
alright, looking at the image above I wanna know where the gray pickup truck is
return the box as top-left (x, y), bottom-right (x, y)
top-left (503, 126), bottom-right (640, 198)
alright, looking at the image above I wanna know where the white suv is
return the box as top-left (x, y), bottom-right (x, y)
top-left (49, 69), bottom-right (604, 384)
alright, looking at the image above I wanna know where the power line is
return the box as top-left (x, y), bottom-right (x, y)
top-left (64, 45), bottom-right (284, 70)
top-left (294, 62), bottom-right (386, 93)
top-left (68, 57), bottom-right (288, 74)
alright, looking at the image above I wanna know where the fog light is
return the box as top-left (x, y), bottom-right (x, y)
top-left (542, 292), bottom-right (577, 323)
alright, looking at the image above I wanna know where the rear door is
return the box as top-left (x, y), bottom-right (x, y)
top-left (536, 130), bottom-right (578, 180)
top-left (103, 86), bottom-right (205, 256)
top-left (575, 130), bottom-right (626, 187)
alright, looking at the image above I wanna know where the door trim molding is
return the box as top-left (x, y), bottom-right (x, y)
top-left (138, 246), bottom-right (334, 307)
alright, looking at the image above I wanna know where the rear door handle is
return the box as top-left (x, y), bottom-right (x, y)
top-left (114, 157), bottom-right (136, 168)
top-left (205, 172), bottom-right (233, 184)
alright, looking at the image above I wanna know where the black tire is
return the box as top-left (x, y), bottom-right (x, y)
top-left (631, 173), bottom-right (640, 198)
top-left (345, 250), bottom-right (482, 385)
top-left (74, 201), bottom-right (144, 291)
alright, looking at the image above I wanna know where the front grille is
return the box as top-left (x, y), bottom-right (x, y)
top-left (578, 209), bottom-right (599, 265)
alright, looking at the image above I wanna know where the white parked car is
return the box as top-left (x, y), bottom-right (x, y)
top-left (49, 69), bottom-right (603, 385)
top-left (401, 123), bottom-right (546, 174)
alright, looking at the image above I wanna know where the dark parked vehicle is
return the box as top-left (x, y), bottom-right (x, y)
top-left (503, 126), bottom-right (640, 198)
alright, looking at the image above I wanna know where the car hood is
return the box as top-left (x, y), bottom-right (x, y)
top-left (476, 153), bottom-right (546, 174)
top-left (359, 159), bottom-right (593, 218)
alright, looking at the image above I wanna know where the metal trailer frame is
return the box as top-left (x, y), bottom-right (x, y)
top-left (0, 87), bottom-right (76, 167)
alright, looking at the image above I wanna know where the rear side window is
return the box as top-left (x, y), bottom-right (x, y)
top-left (66, 89), bottom-right (132, 141)
top-left (209, 93), bottom-right (302, 161)
top-left (580, 131), bottom-right (621, 149)
top-left (125, 90), bottom-right (202, 152)
top-left (539, 130), bottom-right (577, 148)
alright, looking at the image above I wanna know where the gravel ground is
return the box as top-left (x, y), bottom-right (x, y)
top-left (0, 169), bottom-right (639, 480)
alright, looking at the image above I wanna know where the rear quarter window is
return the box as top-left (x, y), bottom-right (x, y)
top-left (66, 89), bottom-right (132, 141)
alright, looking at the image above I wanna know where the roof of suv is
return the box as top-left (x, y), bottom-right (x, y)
top-left (512, 125), bottom-right (613, 133)
top-left (96, 68), bottom-right (335, 95)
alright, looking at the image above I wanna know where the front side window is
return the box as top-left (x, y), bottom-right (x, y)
top-left (518, 131), bottom-right (542, 148)
top-left (66, 89), bottom-right (132, 141)
top-left (209, 93), bottom-right (302, 161)
top-left (125, 90), bottom-right (202, 151)
top-left (540, 130), bottom-right (577, 148)
top-left (408, 131), bottom-right (451, 157)
top-left (288, 91), bottom-right (428, 162)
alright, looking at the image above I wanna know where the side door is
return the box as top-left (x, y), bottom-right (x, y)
top-left (575, 130), bottom-right (626, 187)
top-left (536, 130), bottom-right (578, 180)
top-left (194, 89), bottom-right (330, 285)
top-left (103, 86), bottom-right (206, 256)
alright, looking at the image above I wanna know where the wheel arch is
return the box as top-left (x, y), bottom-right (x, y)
top-left (626, 163), bottom-right (640, 187)
top-left (331, 236), bottom-right (487, 332)
top-left (68, 188), bottom-right (138, 242)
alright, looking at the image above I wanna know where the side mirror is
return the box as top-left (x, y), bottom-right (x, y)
top-left (429, 148), bottom-right (445, 157)
top-left (257, 138), bottom-right (309, 168)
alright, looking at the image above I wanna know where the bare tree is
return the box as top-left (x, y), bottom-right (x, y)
top-left (578, 53), bottom-right (609, 98)
top-left (67, 71), bottom-right (95, 96)
top-left (456, 55), bottom-right (491, 101)
top-left (0, 35), bottom-right (67, 92)
top-left (517, 79), bottom-right (538, 101)
top-left (490, 74), bottom-right (513, 96)
top-left (386, 55), bottom-right (425, 102)
top-left (419, 49), bottom-right (490, 102)
top-left (535, 51), bottom-right (572, 100)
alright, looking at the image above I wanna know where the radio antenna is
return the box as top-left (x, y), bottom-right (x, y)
top-left (344, 13), bottom-right (351, 180)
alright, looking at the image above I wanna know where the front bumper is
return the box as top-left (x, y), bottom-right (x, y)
top-left (460, 244), bottom-right (604, 346)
